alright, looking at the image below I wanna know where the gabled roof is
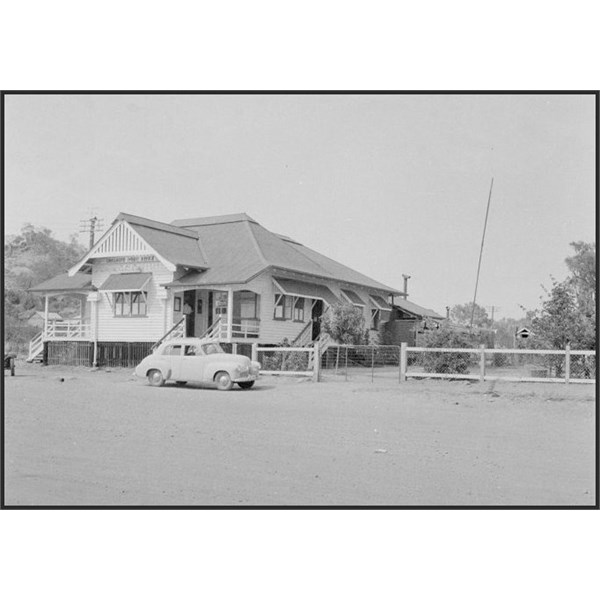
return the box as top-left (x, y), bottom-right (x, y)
top-left (29, 272), bottom-right (96, 293)
top-left (116, 213), bottom-right (208, 269)
top-left (169, 214), bottom-right (400, 293)
top-left (69, 213), bottom-right (208, 274)
top-left (393, 298), bottom-right (445, 320)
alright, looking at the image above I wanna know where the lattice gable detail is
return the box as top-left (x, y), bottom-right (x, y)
top-left (92, 221), bottom-right (151, 256)
top-left (69, 220), bottom-right (176, 275)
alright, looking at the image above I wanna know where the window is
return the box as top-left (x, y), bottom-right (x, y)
top-left (184, 345), bottom-right (198, 356)
top-left (371, 308), bottom-right (380, 330)
top-left (238, 291), bottom-right (259, 319)
top-left (202, 343), bottom-right (224, 355)
top-left (274, 294), bottom-right (293, 320)
top-left (114, 291), bottom-right (147, 317)
top-left (293, 297), bottom-right (305, 322)
top-left (163, 344), bottom-right (182, 356)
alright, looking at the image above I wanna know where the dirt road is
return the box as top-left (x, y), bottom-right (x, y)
top-left (3, 363), bottom-right (596, 506)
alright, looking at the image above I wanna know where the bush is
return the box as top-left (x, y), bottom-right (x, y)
top-left (420, 323), bottom-right (486, 375)
top-left (320, 303), bottom-right (365, 344)
top-left (260, 339), bottom-right (310, 372)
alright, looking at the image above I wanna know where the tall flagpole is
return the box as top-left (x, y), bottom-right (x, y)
top-left (470, 177), bottom-right (494, 329)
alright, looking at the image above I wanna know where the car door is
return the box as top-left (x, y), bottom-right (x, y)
top-left (179, 343), bottom-right (204, 382)
top-left (162, 343), bottom-right (184, 380)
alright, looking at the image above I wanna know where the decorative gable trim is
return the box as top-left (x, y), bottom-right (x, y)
top-left (68, 220), bottom-right (177, 275)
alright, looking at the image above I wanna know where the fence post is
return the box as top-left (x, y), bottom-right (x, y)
top-left (479, 345), bottom-right (485, 382)
top-left (565, 343), bottom-right (570, 384)
top-left (399, 343), bottom-right (407, 383)
top-left (313, 342), bottom-right (320, 382)
top-left (345, 346), bottom-right (348, 382)
top-left (371, 346), bottom-right (375, 382)
top-left (251, 343), bottom-right (258, 363)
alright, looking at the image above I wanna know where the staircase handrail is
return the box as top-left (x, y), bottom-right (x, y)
top-left (292, 321), bottom-right (313, 347)
top-left (200, 317), bottom-right (222, 340)
top-left (151, 317), bottom-right (186, 351)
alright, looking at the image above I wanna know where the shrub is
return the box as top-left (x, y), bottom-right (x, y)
top-left (320, 303), bottom-right (365, 344)
top-left (420, 323), bottom-right (486, 374)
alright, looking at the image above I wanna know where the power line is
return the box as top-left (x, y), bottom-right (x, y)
top-left (79, 210), bottom-right (105, 249)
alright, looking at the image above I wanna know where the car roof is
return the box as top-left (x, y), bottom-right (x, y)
top-left (162, 337), bottom-right (212, 345)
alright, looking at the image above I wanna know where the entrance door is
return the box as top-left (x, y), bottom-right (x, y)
top-left (311, 299), bottom-right (323, 340)
top-left (183, 290), bottom-right (196, 337)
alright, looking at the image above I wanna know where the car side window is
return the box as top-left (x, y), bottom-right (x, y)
top-left (184, 345), bottom-right (198, 356)
top-left (163, 344), bottom-right (182, 356)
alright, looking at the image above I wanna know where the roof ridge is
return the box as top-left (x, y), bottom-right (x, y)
top-left (171, 213), bottom-right (258, 228)
top-left (118, 213), bottom-right (199, 239)
top-left (245, 221), bottom-right (270, 268)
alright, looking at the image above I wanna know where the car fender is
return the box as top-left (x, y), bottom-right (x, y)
top-left (145, 366), bottom-right (171, 380)
top-left (206, 362), bottom-right (235, 381)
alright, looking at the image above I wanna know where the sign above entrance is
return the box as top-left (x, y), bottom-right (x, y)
top-left (105, 255), bottom-right (157, 263)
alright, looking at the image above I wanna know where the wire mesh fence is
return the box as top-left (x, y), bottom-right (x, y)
top-left (255, 347), bottom-right (314, 376)
top-left (255, 342), bottom-right (595, 384)
top-left (319, 345), bottom-right (402, 382)
top-left (406, 347), bottom-right (595, 383)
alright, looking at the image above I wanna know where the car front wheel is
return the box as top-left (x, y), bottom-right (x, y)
top-left (214, 371), bottom-right (233, 391)
top-left (237, 381), bottom-right (255, 389)
top-left (147, 369), bottom-right (165, 387)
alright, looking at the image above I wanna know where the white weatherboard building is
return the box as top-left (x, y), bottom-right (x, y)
top-left (29, 213), bottom-right (402, 366)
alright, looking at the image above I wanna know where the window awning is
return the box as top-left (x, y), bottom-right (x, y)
top-left (98, 272), bottom-right (152, 292)
top-left (273, 277), bottom-right (340, 306)
top-left (369, 294), bottom-right (392, 311)
top-left (341, 289), bottom-right (366, 306)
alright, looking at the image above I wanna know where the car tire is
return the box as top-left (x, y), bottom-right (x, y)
top-left (214, 371), bottom-right (233, 391)
top-left (147, 369), bottom-right (165, 387)
top-left (237, 381), bottom-right (255, 389)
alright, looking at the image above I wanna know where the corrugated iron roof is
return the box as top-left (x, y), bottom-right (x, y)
top-left (171, 213), bottom-right (258, 227)
top-left (170, 214), bottom-right (399, 293)
top-left (98, 272), bottom-right (152, 292)
top-left (341, 289), bottom-right (366, 305)
top-left (369, 295), bottom-right (392, 310)
top-left (128, 223), bottom-right (208, 269)
top-left (393, 298), bottom-right (444, 320)
top-left (118, 213), bottom-right (199, 238)
top-left (29, 272), bottom-right (95, 293)
top-left (273, 277), bottom-right (340, 306)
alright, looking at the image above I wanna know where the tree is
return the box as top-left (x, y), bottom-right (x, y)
top-left (4, 224), bottom-right (86, 352)
top-left (320, 303), bottom-right (366, 344)
top-left (565, 241), bottom-right (595, 317)
top-left (450, 302), bottom-right (491, 328)
top-left (531, 278), bottom-right (595, 350)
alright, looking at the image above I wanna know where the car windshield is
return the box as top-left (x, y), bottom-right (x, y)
top-left (201, 343), bottom-right (225, 355)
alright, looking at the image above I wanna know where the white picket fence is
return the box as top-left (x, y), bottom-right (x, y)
top-left (402, 345), bottom-right (595, 384)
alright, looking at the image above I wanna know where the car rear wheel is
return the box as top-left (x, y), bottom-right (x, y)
top-left (148, 369), bottom-right (165, 387)
top-left (237, 381), bottom-right (255, 389)
top-left (214, 371), bottom-right (233, 391)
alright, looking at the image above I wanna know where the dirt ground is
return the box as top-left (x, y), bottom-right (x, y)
top-left (3, 361), bottom-right (596, 506)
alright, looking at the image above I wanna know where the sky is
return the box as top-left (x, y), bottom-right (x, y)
top-left (4, 93), bottom-right (596, 319)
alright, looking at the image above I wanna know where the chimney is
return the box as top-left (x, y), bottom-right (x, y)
top-left (402, 274), bottom-right (411, 296)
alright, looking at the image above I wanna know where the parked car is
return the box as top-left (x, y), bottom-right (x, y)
top-left (135, 338), bottom-right (260, 391)
top-left (4, 351), bottom-right (16, 376)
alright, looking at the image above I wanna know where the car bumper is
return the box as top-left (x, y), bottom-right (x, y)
top-left (232, 374), bottom-right (259, 383)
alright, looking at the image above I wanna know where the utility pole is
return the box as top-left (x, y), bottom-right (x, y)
top-left (79, 211), bottom-right (104, 250)
top-left (488, 305), bottom-right (500, 327)
top-left (470, 178), bottom-right (494, 328)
